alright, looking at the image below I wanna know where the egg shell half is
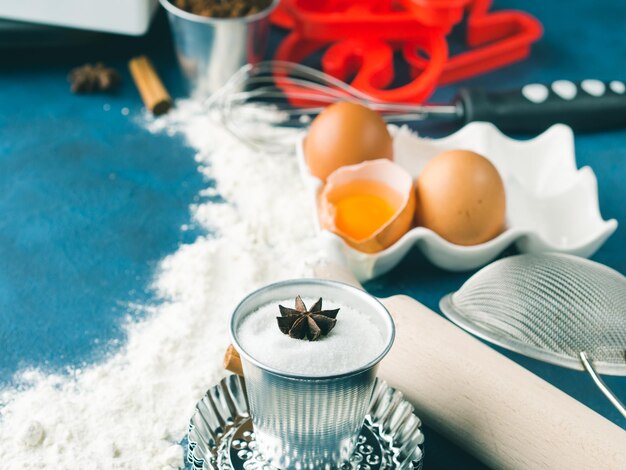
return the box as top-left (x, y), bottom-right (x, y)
top-left (319, 159), bottom-right (415, 253)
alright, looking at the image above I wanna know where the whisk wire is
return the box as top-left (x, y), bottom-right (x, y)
top-left (205, 60), bottom-right (458, 153)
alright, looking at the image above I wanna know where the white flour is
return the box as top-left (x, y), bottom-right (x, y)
top-left (0, 100), bottom-right (321, 469)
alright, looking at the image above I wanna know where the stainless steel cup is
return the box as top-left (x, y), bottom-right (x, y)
top-left (230, 279), bottom-right (395, 469)
top-left (159, 0), bottom-right (278, 97)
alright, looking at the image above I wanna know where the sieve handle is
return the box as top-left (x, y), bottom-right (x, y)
top-left (580, 351), bottom-right (626, 419)
top-left (313, 261), bottom-right (626, 469)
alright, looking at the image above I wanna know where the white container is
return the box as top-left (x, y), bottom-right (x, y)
top-left (297, 122), bottom-right (618, 281)
top-left (0, 0), bottom-right (158, 36)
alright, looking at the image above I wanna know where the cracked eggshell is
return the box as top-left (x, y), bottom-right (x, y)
top-left (318, 159), bottom-right (415, 254)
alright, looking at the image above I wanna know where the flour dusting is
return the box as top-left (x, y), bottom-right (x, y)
top-left (0, 100), bottom-right (321, 468)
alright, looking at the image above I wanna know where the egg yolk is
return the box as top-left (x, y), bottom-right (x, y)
top-left (334, 192), bottom-right (396, 241)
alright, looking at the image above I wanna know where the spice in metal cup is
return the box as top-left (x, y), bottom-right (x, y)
top-left (230, 279), bottom-right (395, 469)
top-left (159, 0), bottom-right (278, 97)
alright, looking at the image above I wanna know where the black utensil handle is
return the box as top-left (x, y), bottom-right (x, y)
top-left (458, 80), bottom-right (626, 133)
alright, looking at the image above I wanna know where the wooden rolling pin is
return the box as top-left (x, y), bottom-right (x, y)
top-left (319, 262), bottom-right (626, 468)
top-left (226, 261), bottom-right (626, 468)
top-left (379, 294), bottom-right (626, 469)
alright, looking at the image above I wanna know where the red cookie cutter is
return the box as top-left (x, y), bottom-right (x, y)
top-left (404, 0), bottom-right (543, 85)
top-left (275, 0), bottom-right (465, 40)
top-left (270, 0), bottom-right (542, 103)
top-left (275, 31), bottom-right (448, 104)
top-left (407, 0), bottom-right (475, 27)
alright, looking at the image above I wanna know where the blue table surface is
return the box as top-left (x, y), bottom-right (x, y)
top-left (0, 1), bottom-right (624, 468)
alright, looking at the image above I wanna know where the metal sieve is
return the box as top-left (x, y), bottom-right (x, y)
top-left (440, 253), bottom-right (626, 418)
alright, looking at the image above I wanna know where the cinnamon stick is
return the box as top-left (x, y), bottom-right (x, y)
top-left (224, 344), bottom-right (244, 376)
top-left (128, 55), bottom-right (172, 116)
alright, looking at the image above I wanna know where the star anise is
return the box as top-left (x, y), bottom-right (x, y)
top-left (277, 296), bottom-right (340, 341)
top-left (68, 63), bottom-right (121, 94)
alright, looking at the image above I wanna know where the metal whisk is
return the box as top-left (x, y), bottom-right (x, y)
top-left (205, 60), bottom-right (458, 153)
top-left (440, 253), bottom-right (626, 419)
top-left (207, 61), bottom-right (626, 152)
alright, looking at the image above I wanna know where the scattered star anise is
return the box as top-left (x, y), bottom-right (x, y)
top-left (277, 296), bottom-right (340, 341)
top-left (68, 63), bottom-right (121, 94)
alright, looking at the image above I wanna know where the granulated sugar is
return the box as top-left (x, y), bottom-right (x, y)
top-left (0, 100), bottom-right (322, 468)
top-left (237, 298), bottom-right (385, 376)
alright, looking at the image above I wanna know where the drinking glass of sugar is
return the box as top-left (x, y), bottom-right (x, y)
top-left (230, 278), bottom-right (395, 469)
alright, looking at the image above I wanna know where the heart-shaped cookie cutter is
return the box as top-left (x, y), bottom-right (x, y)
top-left (275, 31), bottom-right (448, 104)
top-left (275, 0), bottom-right (472, 38)
top-left (270, 0), bottom-right (542, 102)
top-left (404, 0), bottom-right (543, 85)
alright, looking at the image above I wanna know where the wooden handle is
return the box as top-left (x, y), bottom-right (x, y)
top-left (128, 55), bottom-right (172, 116)
top-left (224, 344), bottom-right (243, 376)
top-left (378, 294), bottom-right (626, 469)
top-left (313, 261), bottom-right (626, 467)
top-left (314, 260), bottom-right (361, 288)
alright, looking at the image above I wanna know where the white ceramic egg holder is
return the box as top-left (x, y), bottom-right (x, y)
top-left (296, 122), bottom-right (617, 281)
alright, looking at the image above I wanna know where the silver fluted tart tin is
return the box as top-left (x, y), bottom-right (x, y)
top-left (187, 375), bottom-right (425, 470)
top-left (229, 279), bottom-right (395, 469)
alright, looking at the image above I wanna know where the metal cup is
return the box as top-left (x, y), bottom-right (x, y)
top-left (159, 0), bottom-right (278, 97)
top-left (230, 279), bottom-right (395, 469)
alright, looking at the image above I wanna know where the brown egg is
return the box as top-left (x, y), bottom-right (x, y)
top-left (304, 102), bottom-right (393, 181)
top-left (415, 149), bottom-right (506, 246)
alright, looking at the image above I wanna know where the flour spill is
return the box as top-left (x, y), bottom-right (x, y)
top-left (0, 100), bottom-right (321, 469)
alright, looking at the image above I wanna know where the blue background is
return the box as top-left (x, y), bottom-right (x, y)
top-left (0, 1), bottom-right (624, 468)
